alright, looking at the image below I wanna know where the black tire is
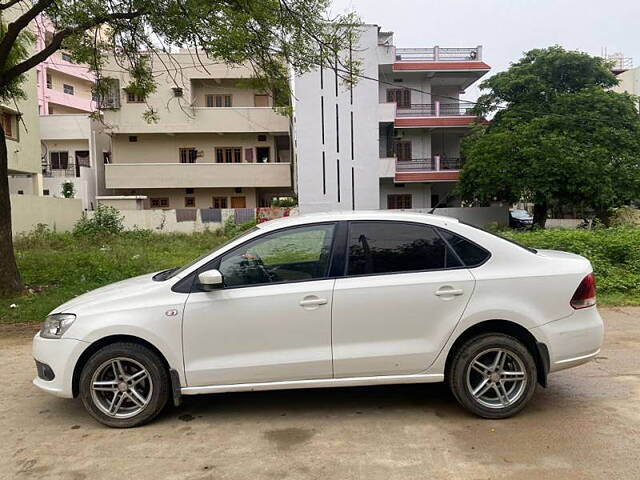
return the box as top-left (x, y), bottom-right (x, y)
top-left (79, 342), bottom-right (169, 428)
top-left (448, 333), bottom-right (537, 419)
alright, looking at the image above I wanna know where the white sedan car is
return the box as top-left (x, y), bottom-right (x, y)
top-left (33, 211), bottom-right (603, 427)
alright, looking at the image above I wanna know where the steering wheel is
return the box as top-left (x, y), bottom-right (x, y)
top-left (243, 250), bottom-right (276, 282)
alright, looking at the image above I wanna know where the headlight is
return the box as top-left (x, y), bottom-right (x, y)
top-left (40, 314), bottom-right (76, 339)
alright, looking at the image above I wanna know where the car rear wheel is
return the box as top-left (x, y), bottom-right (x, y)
top-left (448, 333), bottom-right (537, 419)
top-left (79, 342), bottom-right (169, 428)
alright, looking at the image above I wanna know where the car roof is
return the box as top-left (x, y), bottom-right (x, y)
top-left (256, 210), bottom-right (460, 232)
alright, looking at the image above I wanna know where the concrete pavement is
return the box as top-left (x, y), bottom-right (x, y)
top-left (1, 308), bottom-right (639, 479)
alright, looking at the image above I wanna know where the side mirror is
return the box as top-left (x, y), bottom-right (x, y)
top-left (198, 269), bottom-right (223, 291)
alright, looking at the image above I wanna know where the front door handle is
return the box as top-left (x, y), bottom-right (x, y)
top-left (299, 296), bottom-right (328, 308)
top-left (434, 287), bottom-right (464, 297)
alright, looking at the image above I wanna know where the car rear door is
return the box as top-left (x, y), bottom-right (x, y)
top-left (331, 221), bottom-right (475, 378)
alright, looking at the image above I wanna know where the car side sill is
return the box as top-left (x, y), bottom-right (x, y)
top-left (181, 373), bottom-right (445, 395)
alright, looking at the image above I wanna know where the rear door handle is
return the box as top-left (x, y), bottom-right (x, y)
top-left (434, 288), bottom-right (464, 297)
top-left (299, 297), bottom-right (328, 307)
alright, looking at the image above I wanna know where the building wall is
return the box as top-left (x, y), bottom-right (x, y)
top-left (191, 79), bottom-right (272, 108)
top-left (10, 194), bottom-right (82, 235)
top-left (294, 24), bottom-right (380, 213)
top-left (124, 187), bottom-right (259, 210)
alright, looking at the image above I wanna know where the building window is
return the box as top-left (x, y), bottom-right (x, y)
top-left (387, 194), bottom-right (412, 210)
top-left (61, 53), bottom-right (73, 63)
top-left (206, 94), bottom-right (232, 107)
top-left (257, 134), bottom-right (267, 142)
top-left (215, 147), bottom-right (242, 163)
top-left (185, 188), bottom-right (194, 194)
top-left (184, 197), bottom-right (196, 207)
top-left (43, 189), bottom-right (50, 196)
top-left (394, 141), bottom-right (412, 161)
top-left (50, 151), bottom-right (69, 170)
top-left (128, 135), bottom-right (138, 142)
top-left (179, 148), bottom-right (197, 163)
top-left (2, 112), bottom-right (16, 139)
top-left (150, 198), bottom-right (169, 208)
top-left (387, 88), bottom-right (411, 108)
top-left (63, 84), bottom-right (74, 95)
top-left (127, 91), bottom-right (145, 103)
top-left (17, 190), bottom-right (24, 195)
top-left (75, 150), bottom-right (90, 167)
top-left (46, 73), bottom-right (52, 89)
top-left (212, 196), bottom-right (227, 208)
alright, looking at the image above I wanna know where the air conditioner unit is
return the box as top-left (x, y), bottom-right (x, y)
top-left (172, 87), bottom-right (183, 97)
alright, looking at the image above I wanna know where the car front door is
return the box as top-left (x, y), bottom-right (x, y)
top-left (331, 221), bottom-right (475, 378)
top-left (183, 223), bottom-right (337, 387)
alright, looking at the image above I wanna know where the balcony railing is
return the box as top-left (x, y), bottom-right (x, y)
top-left (396, 157), bottom-right (465, 172)
top-left (395, 46), bottom-right (482, 62)
top-left (396, 101), bottom-right (475, 117)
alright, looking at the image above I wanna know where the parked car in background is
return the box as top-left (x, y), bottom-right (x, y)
top-left (509, 209), bottom-right (534, 228)
top-left (33, 211), bottom-right (603, 427)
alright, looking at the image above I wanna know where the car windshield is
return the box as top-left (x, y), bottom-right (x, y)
top-left (511, 210), bottom-right (532, 219)
top-left (153, 226), bottom-right (260, 281)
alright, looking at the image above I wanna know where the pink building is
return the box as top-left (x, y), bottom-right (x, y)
top-left (35, 15), bottom-right (96, 115)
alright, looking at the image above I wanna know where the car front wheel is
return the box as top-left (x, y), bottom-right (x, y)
top-left (79, 342), bottom-right (169, 428)
top-left (448, 333), bottom-right (537, 419)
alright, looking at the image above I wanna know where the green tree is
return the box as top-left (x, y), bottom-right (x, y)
top-left (0, 0), bottom-right (359, 294)
top-left (457, 46), bottom-right (640, 228)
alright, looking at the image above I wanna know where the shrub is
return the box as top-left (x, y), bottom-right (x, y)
top-left (222, 216), bottom-right (257, 238)
top-left (61, 181), bottom-right (75, 198)
top-left (73, 204), bottom-right (124, 236)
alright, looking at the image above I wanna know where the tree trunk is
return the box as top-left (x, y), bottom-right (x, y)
top-left (0, 125), bottom-right (23, 296)
top-left (532, 202), bottom-right (548, 229)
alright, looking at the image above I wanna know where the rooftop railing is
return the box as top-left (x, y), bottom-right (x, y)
top-left (395, 46), bottom-right (482, 62)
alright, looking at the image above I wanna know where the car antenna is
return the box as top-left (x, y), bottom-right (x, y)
top-left (428, 192), bottom-right (451, 214)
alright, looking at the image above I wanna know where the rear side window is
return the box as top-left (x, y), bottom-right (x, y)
top-left (347, 221), bottom-right (462, 276)
top-left (439, 229), bottom-right (490, 267)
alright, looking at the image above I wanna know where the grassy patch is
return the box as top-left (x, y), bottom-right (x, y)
top-left (2, 226), bottom-right (639, 325)
top-left (1, 229), bottom-right (232, 324)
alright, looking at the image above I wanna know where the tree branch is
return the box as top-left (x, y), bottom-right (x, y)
top-left (0, 0), bottom-right (27, 11)
top-left (2, 10), bottom-right (147, 84)
top-left (0, 0), bottom-right (53, 67)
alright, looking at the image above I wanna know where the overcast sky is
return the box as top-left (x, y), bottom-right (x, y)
top-left (330, 0), bottom-right (640, 100)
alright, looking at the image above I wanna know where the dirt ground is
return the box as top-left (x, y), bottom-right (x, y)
top-left (1, 307), bottom-right (639, 480)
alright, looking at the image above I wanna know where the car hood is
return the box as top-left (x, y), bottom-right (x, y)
top-left (51, 272), bottom-right (163, 315)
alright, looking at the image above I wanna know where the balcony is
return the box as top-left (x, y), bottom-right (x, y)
top-left (393, 46), bottom-right (490, 74)
top-left (394, 101), bottom-right (477, 128)
top-left (105, 162), bottom-right (292, 189)
top-left (45, 88), bottom-right (95, 113)
top-left (40, 114), bottom-right (91, 140)
top-left (104, 106), bottom-right (289, 134)
top-left (395, 158), bottom-right (464, 182)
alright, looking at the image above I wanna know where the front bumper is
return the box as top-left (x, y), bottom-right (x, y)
top-left (32, 333), bottom-right (89, 398)
top-left (530, 306), bottom-right (604, 373)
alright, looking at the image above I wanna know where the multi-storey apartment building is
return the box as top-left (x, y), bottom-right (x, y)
top-left (101, 53), bottom-right (293, 210)
top-left (293, 25), bottom-right (490, 213)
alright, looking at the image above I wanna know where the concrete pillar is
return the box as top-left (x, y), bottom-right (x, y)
top-left (31, 173), bottom-right (43, 196)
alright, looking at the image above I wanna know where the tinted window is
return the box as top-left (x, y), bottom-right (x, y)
top-left (219, 224), bottom-right (335, 287)
top-left (347, 222), bottom-right (461, 275)
top-left (439, 229), bottom-right (490, 267)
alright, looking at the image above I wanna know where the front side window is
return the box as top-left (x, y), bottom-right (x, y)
top-left (347, 221), bottom-right (461, 276)
top-left (63, 84), bottom-right (74, 95)
top-left (219, 224), bottom-right (335, 288)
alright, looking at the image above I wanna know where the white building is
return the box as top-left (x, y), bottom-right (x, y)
top-left (293, 25), bottom-right (490, 213)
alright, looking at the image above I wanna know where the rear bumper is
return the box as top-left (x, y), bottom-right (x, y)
top-left (530, 307), bottom-right (604, 373)
top-left (32, 333), bottom-right (89, 398)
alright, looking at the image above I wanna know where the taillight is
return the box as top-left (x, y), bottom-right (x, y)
top-left (570, 273), bottom-right (597, 309)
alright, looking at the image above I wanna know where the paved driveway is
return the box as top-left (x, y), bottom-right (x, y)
top-left (1, 308), bottom-right (639, 480)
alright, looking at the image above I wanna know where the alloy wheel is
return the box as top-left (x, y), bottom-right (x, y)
top-left (90, 357), bottom-right (154, 418)
top-left (465, 348), bottom-right (527, 409)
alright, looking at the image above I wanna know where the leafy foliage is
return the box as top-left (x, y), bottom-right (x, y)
top-left (61, 180), bottom-right (75, 198)
top-left (458, 47), bottom-right (640, 226)
top-left (73, 204), bottom-right (124, 236)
